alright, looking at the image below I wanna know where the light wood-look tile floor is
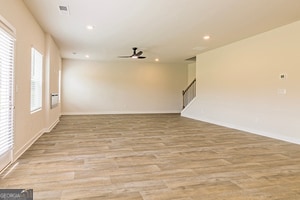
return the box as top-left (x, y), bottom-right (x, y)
top-left (1, 114), bottom-right (300, 199)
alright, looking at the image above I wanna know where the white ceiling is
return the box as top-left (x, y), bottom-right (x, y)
top-left (23, 0), bottom-right (300, 64)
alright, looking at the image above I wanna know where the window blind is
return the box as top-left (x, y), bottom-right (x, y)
top-left (0, 25), bottom-right (15, 171)
top-left (30, 48), bottom-right (43, 113)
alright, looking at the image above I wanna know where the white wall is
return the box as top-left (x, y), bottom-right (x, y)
top-left (187, 62), bottom-right (196, 84)
top-left (62, 60), bottom-right (187, 114)
top-left (0, 0), bottom-right (61, 160)
top-left (182, 20), bottom-right (300, 144)
top-left (45, 34), bottom-right (62, 130)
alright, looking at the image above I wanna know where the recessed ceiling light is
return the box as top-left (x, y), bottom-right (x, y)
top-left (85, 55), bottom-right (90, 58)
top-left (86, 25), bottom-right (94, 30)
top-left (203, 35), bottom-right (210, 40)
top-left (155, 58), bottom-right (159, 62)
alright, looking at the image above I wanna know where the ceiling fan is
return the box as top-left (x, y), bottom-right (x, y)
top-left (119, 47), bottom-right (146, 59)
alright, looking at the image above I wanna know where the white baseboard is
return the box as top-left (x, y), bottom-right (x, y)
top-left (45, 118), bottom-right (60, 133)
top-left (61, 110), bottom-right (181, 115)
top-left (13, 129), bottom-right (44, 162)
top-left (13, 117), bottom-right (60, 162)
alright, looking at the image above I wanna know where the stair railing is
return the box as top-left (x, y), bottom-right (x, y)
top-left (182, 78), bottom-right (196, 109)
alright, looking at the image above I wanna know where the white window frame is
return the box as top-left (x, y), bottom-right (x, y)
top-left (0, 15), bottom-right (15, 172)
top-left (30, 47), bottom-right (43, 113)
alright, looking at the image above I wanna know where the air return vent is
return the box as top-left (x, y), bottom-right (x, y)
top-left (58, 5), bottom-right (70, 15)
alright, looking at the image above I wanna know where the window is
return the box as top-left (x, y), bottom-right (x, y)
top-left (0, 16), bottom-right (15, 171)
top-left (30, 48), bottom-right (43, 113)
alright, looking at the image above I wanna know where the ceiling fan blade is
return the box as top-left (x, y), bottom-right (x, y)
top-left (136, 51), bottom-right (143, 56)
top-left (138, 56), bottom-right (146, 59)
top-left (118, 56), bottom-right (132, 58)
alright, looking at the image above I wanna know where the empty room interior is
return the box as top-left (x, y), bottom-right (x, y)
top-left (1, 0), bottom-right (300, 199)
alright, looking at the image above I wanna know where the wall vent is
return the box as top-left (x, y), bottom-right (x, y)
top-left (58, 5), bottom-right (70, 15)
